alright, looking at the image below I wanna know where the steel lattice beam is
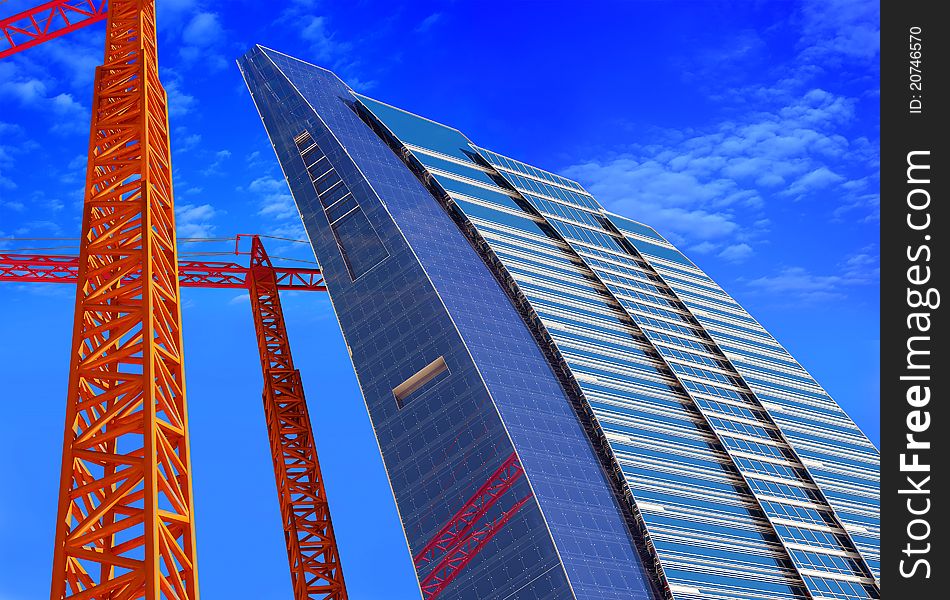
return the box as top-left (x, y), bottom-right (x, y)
top-left (0, 253), bottom-right (327, 291)
top-left (414, 452), bottom-right (523, 567)
top-left (247, 236), bottom-right (348, 600)
top-left (420, 495), bottom-right (532, 600)
top-left (0, 0), bottom-right (107, 59)
top-left (49, 1), bottom-right (200, 597)
top-left (413, 452), bottom-right (529, 599)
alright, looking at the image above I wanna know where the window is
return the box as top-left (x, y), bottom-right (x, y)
top-left (393, 356), bottom-right (450, 409)
top-left (295, 132), bottom-right (389, 280)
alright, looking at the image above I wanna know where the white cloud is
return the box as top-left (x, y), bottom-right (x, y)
top-left (583, 1), bottom-right (879, 260)
top-left (13, 219), bottom-right (63, 236)
top-left (840, 246), bottom-right (880, 282)
top-left (176, 133), bottom-right (203, 153)
top-left (563, 85), bottom-right (876, 250)
top-left (66, 154), bottom-right (87, 171)
top-left (414, 13), bottom-right (443, 34)
top-left (718, 243), bottom-right (754, 263)
top-left (689, 241), bottom-right (718, 255)
top-left (177, 203), bottom-right (216, 222)
top-left (176, 203), bottom-right (218, 238)
top-left (744, 247), bottom-right (878, 304)
top-left (245, 150), bottom-right (276, 171)
top-left (228, 293), bottom-right (250, 305)
top-left (785, 166), bottom-right (844, 198)
top-left (301, 16), bottom-right (350, 63)
top-left (258, 194), bottom-right (296, 219)
top-left (249, 177), bottom-right (287, 194)
top-left (798, 0), bottom-right (879, 63)
top-left (30, 27), bottom-right (102, 91)
top-left (165, 76), bottom-right (197, 117)
top-left (249, 176), bottom-right (297, 220)
top-left (0, 126), bottom-right (17, 191)
top-left (50, 93), bottom-right (85, 115)
top-left (182, 12), bottom-right (224, 47)
top-left (563, 156), bottom-right (748, 246)
top-left (291, 15), bottom-right (376, 91)
top-left (200, 149), bottom-right (232, 176)
top-left (746, 267), bottom-right (848, 303)
top-left (157, 0), bottom-right (200, 25)
top-left (1, 78), bottom-right (47, 104)
top-left (0, 66), bottom-right (88, 135)
top-left (0, 122), bottom-right (26, 193)
top-left (172, 9), bottom-right (228, 70)
top-left (267, 222), bottom-right (307, 241)
top-left (779, 88), bottom-right (855, 126)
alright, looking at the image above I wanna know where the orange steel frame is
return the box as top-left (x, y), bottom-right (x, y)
top-left (2, 234), bottom-right (348, 599)
top-left (247, 236), bottom-right (348, 600)
top-left (3, 0), bottom-right (541, 596)
top-left (3, 1), bottom-right (352, 598)
top-left (49, 0), bottom-right (199, 597)
top-left (0, 252), bottom-right (327, 291)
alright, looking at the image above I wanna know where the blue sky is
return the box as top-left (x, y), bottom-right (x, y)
top-left (0, 1), bottom-right (879, 598)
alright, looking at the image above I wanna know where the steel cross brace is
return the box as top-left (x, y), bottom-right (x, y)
top-left (414, 452), bottom-right (531, 599)
top-left (0, 0), bottom-right (108, 59)
top-left (0, 252), bottom-right (326, 291)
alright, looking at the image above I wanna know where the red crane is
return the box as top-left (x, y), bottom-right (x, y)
top-left (0, 0), bottom-right (108, 59)
top-left (247, 236), bottom-right (347, 599)
top-left (1, 0), bottom-right (350, 598)
top-left (1, 251), bottom-right (327, 290)
top-left (1, 235), bottom-right (349, 599)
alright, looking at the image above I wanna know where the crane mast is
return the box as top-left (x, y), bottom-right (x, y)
top-left (50, 0), bottom-right (198, 596)
top-left (2, 2), bottom-right (352, 598)
top-left (248, 236), bottom-right (348, 600)
top-left (2, 237), bottom-right (346, 599)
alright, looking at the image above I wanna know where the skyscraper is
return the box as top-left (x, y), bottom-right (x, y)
top-left (238, 46), bottom-right (880, 600)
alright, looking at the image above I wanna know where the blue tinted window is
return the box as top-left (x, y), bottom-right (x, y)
top-left (606, 213), bottom-right (667, 243)
top-left (331, 209), bottom-right (389, 279)
top-left (632, 239), bottom-right (696, 266)
top-left (356, 95), bottom-right (474, 161)
top-left (295, 132), bottom-right (389, 280)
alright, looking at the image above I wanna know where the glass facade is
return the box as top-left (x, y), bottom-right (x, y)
top-left (239, 46), bottom-right (880, 600)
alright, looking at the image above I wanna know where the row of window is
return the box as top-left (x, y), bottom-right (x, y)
top-left (600, 238), bottom-right (876, 597)
top-left (294, 132), bottom-right (388, 281)
top-left (644, 256), bottom-right (879, 470)
top-left (409, 141), bottom-right (880, 597)
top-left (801, 573), bottom-right (879, 600)
top-left (467, 202), bottom-right (797, 597)
top-left (562, 230), bottom-right (868, 573)
top-left (567, 222), bottom-right (877, 596)
top-left (475, 146), bottom-right (587, 195)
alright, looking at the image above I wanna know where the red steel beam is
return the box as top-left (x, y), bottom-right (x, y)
top-left (420, 495), bottom-right (532, 600)
top-left (0, 0), bottom-right (108, 60)
top-left (247, 235), bottom-right (348, 600)
top-left (414, 452), bottom-right (524, 567)
top-left (0, 252), bottom-right (327, 291)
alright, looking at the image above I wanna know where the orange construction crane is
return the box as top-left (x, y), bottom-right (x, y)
top-left (49, 0), bottom-right (198, 596)
top-left (0, 0), bottom-right (351, 598)
top-left (246, 235), bottom-right (348, 600)
top-left (2, 236), bottom-right (348, 599)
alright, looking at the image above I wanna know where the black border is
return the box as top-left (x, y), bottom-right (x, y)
top-left (881, 2), bottom-right (947, 595)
